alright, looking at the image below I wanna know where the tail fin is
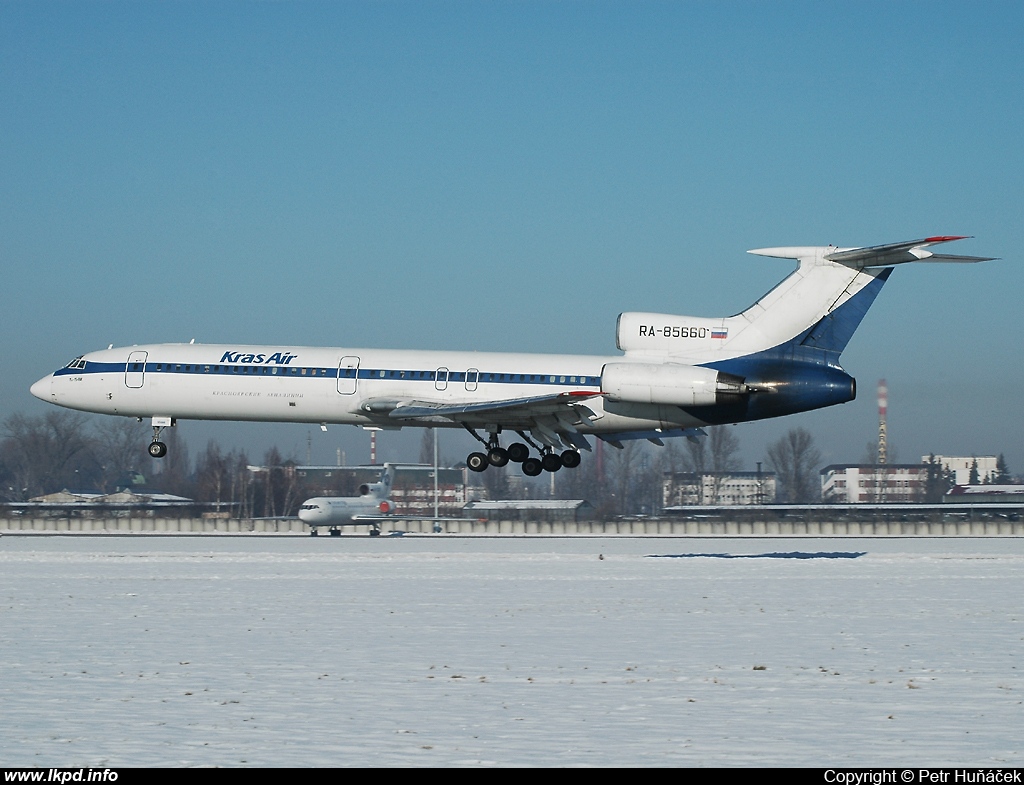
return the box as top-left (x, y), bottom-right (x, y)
top-left (379, 463), bottom-right (395, 498)
top-left (740, 236), bottom-right (994, 358)
top-left (617, 236), bottom-right (991, 363)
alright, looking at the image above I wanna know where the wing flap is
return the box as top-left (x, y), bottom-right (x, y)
top-left (363, 391), bottom-right (603, 423)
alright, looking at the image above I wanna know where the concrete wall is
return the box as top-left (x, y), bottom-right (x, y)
top-left (2, 517), bottom-right (1023, 536)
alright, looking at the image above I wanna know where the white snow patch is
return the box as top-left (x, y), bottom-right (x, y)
top-left (1, 536), bottom-right (1022, 766)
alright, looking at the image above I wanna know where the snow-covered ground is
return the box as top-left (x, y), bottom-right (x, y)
top-left (1, 535), bottom-right (1021, 767)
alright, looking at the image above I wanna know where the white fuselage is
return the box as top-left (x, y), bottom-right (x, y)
top-left (32, 343), bottom-right (710, 433)
top-left (297, 495), bottom-right (393, 527)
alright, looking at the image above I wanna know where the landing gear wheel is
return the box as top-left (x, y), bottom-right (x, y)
top-left (329, 528), bottom-right (341, 537)
top-left (507, 442), bottom-right (530, 463)
top-left (310, 529), bottom-right (319, 537)
top-left (542, 452), bottom-right (563, 473)
top-left (369, 528), bottom-right (381, 537)
top-left (148, 441), bottom-right (167, 459)
top-left (487, 447), bottom-right (509, 467)
top-left (560, 449), bottom-right (581, 469)
top-left (467, 452), bottom-right (489, 472)
top-left (522, 457), bottom-right (543, 477)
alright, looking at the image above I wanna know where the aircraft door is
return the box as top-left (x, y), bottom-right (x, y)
top-left (465, 368), bottom-right (479, 392)
top-left (125, 351), bottom-right (148, 388)
top-left (435, 367), bottom-right (449, 391)
top-left (337, 356), bottom-right (360, 394)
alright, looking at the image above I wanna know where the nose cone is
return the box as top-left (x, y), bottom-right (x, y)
top-left (30, 375), bottom-right (52, 401)
top-left (297, 501), bottom-right (323, 525)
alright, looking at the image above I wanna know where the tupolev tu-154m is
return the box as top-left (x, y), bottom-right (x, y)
top-left (31, 236), bottom-right (992, 476)
top-left (298, 463), bottom-right (397, 536)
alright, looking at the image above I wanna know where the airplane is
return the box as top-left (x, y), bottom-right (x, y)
top-left (30, 236), bottom-right (993, 476)
top-left (298, 463), bottom-right (397, 536)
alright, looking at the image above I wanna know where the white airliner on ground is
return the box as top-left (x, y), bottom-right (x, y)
top-left (31, 237), bottom-right (992, 476)
top-left (298, 464), bottom-right (396, 536)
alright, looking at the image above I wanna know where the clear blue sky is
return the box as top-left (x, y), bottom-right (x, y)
top-left (2, 1), bottom-right (1021, 473)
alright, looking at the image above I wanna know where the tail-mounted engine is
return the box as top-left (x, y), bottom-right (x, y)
top-left (601, 362), bottom-right (749, 407)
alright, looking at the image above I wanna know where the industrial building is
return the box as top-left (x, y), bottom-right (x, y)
top-left (820, 464), bottom-right (928, 504)
top-left (923, 455), bottom-right (998, 485)
top-left (662, 471), bottom-right (777, 507)
top-left (4, 489), bottom-right (199, 518)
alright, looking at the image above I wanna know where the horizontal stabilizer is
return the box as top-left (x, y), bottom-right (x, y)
top-left (750, 236), bottom-right (995, 268)
top-left (824, 236), bottom-right (995, 267)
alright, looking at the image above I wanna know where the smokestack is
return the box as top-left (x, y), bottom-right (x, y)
top-left (878, 378), bottom-right (888, 465)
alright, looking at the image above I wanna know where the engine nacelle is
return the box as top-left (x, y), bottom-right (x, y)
top-left (601, 362), bottom-right (748, 407)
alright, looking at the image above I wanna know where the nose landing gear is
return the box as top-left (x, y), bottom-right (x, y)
top-left (147, 417), bottom-right (175, 459)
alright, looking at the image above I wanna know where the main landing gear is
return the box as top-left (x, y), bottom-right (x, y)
top-left (464, 427), bottom-right (581, 477)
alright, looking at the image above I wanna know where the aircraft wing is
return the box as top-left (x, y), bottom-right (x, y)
top-left (360, 390), bottom-right (604, 450)
top-left (363, 390), bottom-right (603, 425)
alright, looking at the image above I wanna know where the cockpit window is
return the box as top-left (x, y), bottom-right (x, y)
top-left (65, 356), bottom-right (87, 370)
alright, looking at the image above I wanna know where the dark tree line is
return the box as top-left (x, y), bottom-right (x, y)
top-left (13, 410), bottom-right (998, 517)
top-left (1, 412), bottom-right (139, 501)
top-left (0, 412), bottom-right (304, 517)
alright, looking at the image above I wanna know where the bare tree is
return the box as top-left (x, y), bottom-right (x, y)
top-left (151, 427), bottom-right (191, 497)
top-left (231, 451), bottom-right (254, 519)
top-left (677, 434), bottom-right (708, 503)
top-left (604, 441), bottom-right (640, 516)
top-left (766, 427), bottom-right (822, 503)
top-left (599, 441), bottom-right (667, 517)
top-left (667, 427), bottom-right (740, 504)
top-left (706, 426), bottom-right (741, 504)
top-left (195, 440), bottom-right (232, 513)
top-left (1, 412), bottom-right (96, 499)
top-left (93, 419), bottom-right (146, 492)
top-left (479, 462), bottom-right (510, 499)
top-left (555, 448), bottom-right (603, 504)
top-left (419, 429), bottom-right (435, 465)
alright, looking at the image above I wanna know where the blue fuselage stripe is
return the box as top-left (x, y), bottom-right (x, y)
top-left (55, 362), bottom-right (602, 388)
